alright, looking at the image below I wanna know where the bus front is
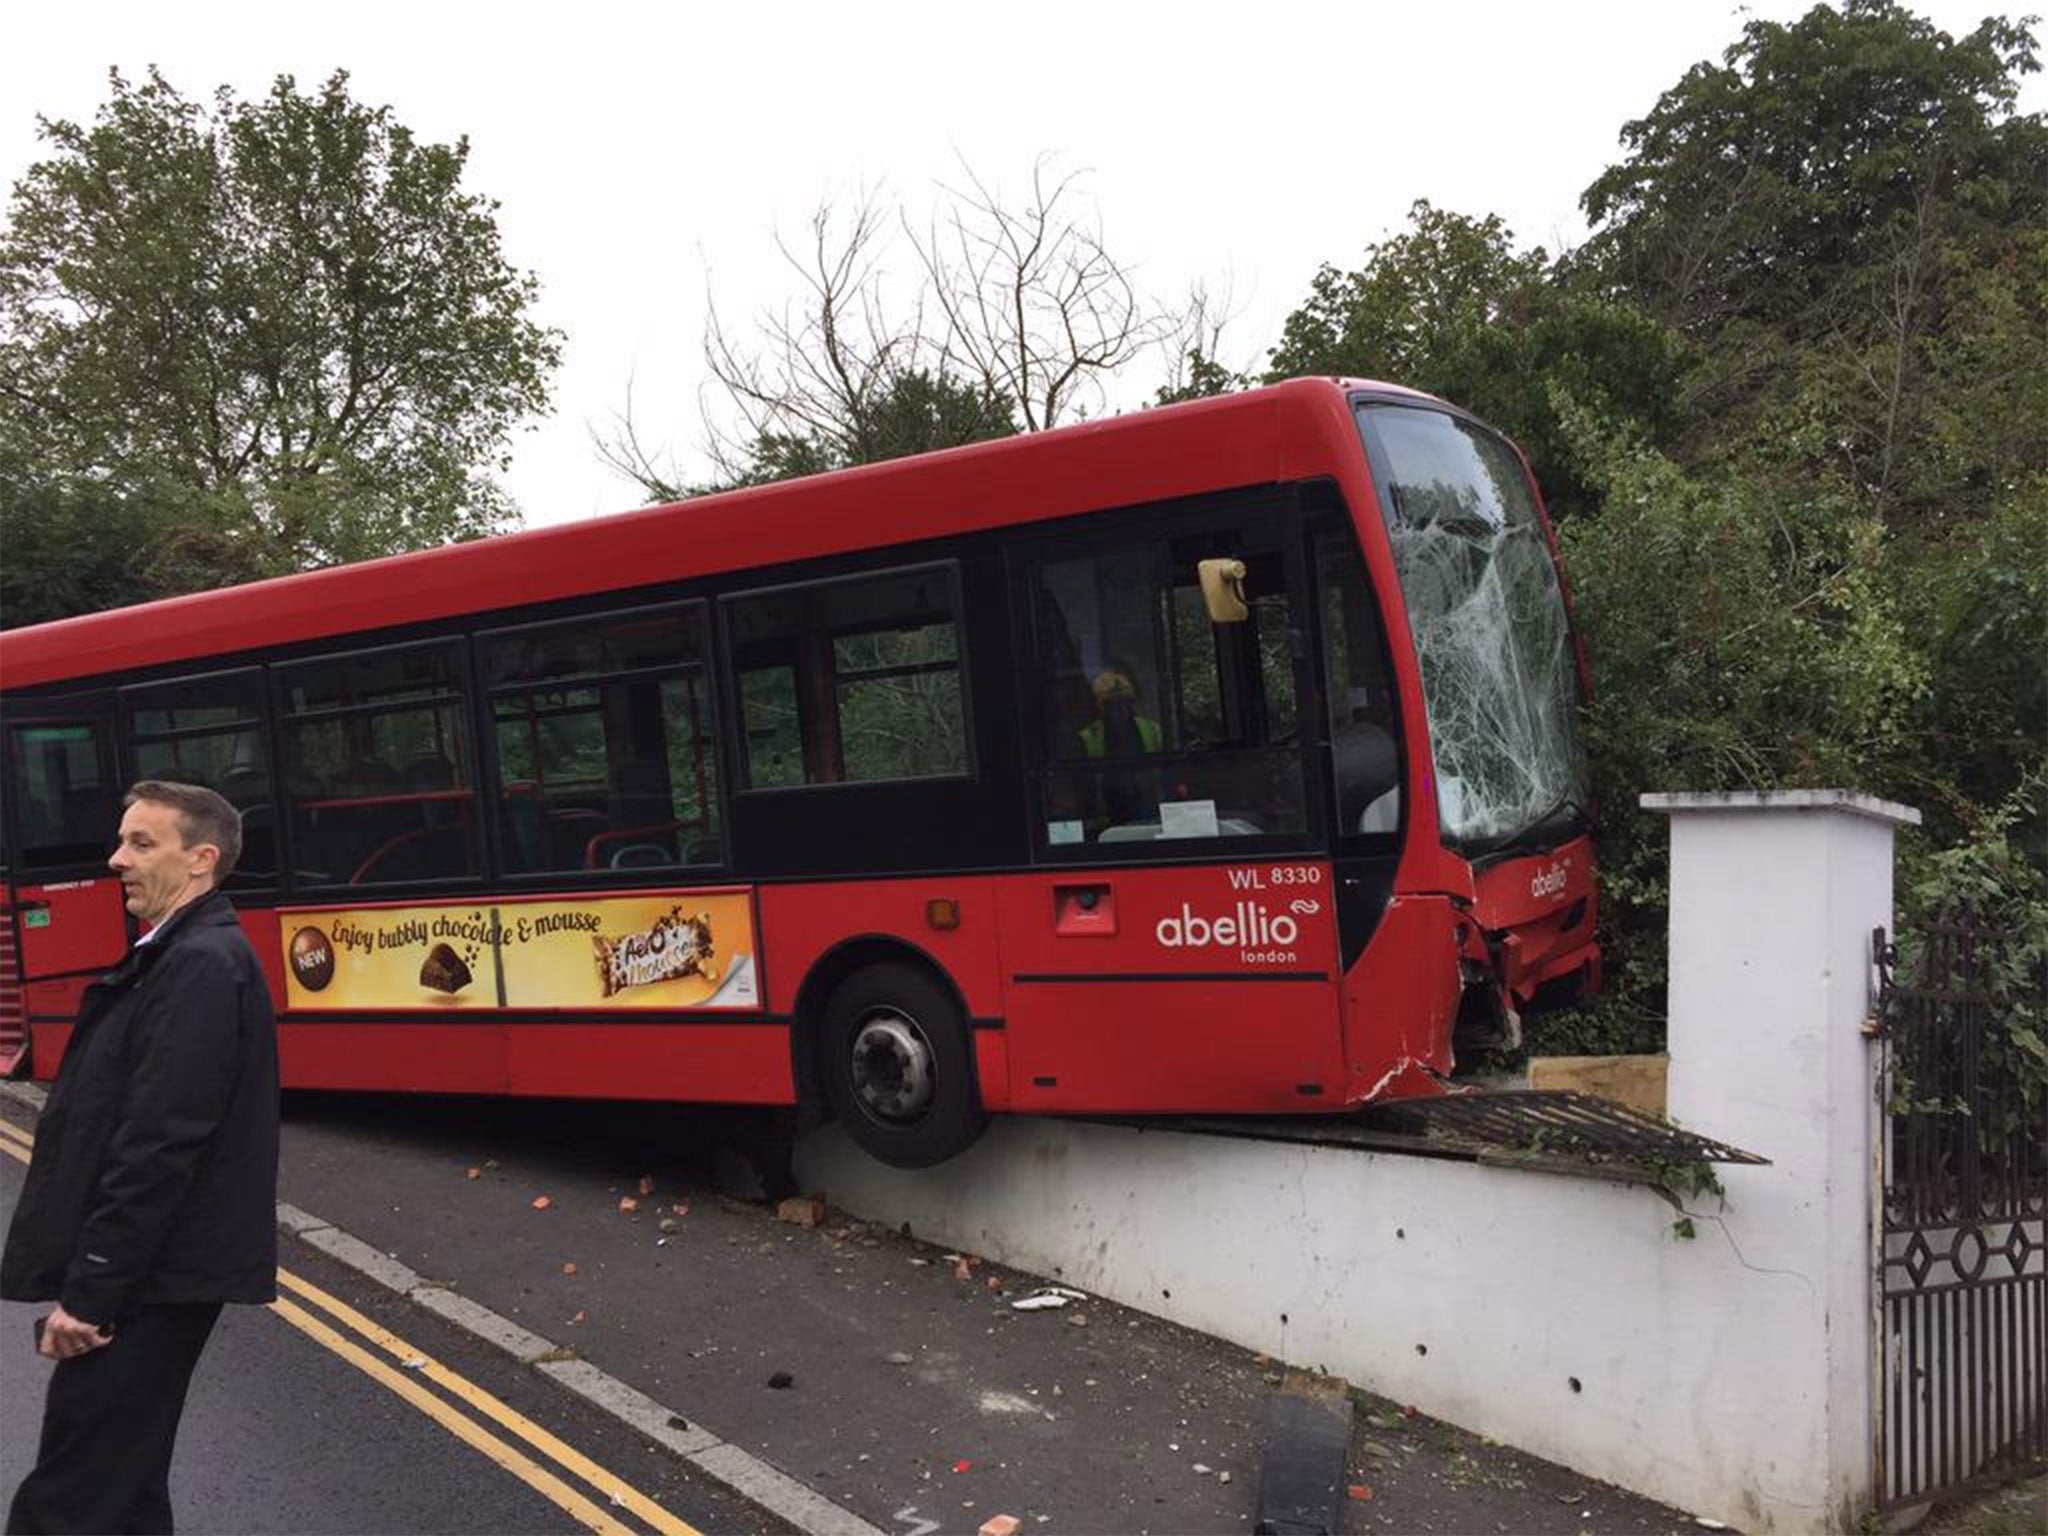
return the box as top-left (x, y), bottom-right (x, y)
top-left (1342, 391), bottom-right (1599, 1093)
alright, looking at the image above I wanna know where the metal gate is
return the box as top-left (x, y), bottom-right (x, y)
top-left (1874, 916), bottom-right (2048, 1509)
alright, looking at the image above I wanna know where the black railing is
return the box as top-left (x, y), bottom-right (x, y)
top-left (1875, 917), bottom-right (2048, 1509)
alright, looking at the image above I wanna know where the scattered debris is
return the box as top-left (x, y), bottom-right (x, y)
top-left (952, 1459), bottom-right (972, 1474)
top-left (561, 1262), bottom-right (577, 1276)
top-left (1401, 1404), bottom-right (1420, 1420)
top-left (1010, 1287), bottom-right (1088, 1312)
top-left (767, 1371), bottom-right (794, 1389)
top-left (1065, 1314), bottom-right (1089, 1328)
top-left (978, 1517), bottom-right (1021, 1536)
top-left (617, 1195), bottom-right (640, 1214)
top-left (665, 1414), bottom-right (689, 1431)
top-left (464, 1167), bottom-right (481, 1180)
top-left (1695, 1522), bottom-right (1729, 1532)
top-left (1347, 1483), bottom-right (1375, 1502)
top-left (670, 1202), bottom-right (689, 1217)
top-left (1193, 1463), bottom-right (1213, 1475)
top-left (909, 1257), bottom-right (931, 1267)
top-left (885, 1352), bottom-right (914, 1366)
top-left (530, 1195), bottom-right (552, 1211)
top-left (951, 1256), bottom-right (978, 1281)
top-left (402, 1356), bottom-right (428, 1372)
top-left (569, 1310), bottom-right (585, 1326)
top-left (984, 1275), bottom-right (1005, 1292)
top-left (1219, 1472), bottom-right (1232, 1485)
top-left (776, 1196), bottom-right (827, 1229)
top-left (637, 1174), bottom-right (655, 1196)
top-left (658, 1218), bottom-right (678, 1234)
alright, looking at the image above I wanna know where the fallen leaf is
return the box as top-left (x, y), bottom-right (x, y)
top-left (767, 1371), bottom-right (794, 1389)
top-left (530, 1195), bottom-right (552, 1211)
top-left (561, 1262), bottom-right (577, 1275)
top-left (952, 1258), bottom-right (974, 1281)
top-left (618, 1195), bottom-right (639, 1213)
top-left (638, 1175), bottom-right (655, 1196)
top-left (1347, 1484), bottom-right (1374, 1502)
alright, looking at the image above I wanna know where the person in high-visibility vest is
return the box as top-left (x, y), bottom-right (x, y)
top-left (1079, 669), bottom-right (1161, 757)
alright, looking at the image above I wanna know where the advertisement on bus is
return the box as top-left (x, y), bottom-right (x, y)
top-left (278, 889), bottom-right (760, 1012)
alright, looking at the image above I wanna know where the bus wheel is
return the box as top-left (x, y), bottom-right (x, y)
top-left (821, 963), bottom-right (987, 1168)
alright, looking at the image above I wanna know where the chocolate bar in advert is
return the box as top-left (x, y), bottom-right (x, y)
top-left (592, 908), bottom-right (716, 997)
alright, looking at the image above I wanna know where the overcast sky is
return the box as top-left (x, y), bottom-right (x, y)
top-left (5, 2), bottom-right (2041, 527)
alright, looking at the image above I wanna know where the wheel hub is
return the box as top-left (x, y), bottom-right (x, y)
top-left (849, 1011), bottom-right (936, 1123)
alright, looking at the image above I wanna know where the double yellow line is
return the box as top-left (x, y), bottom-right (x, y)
top-left (0, 1116), bottom-right (697, 1536)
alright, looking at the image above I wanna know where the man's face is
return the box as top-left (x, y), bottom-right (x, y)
top-left (108, 800), bottom-right (213, 927)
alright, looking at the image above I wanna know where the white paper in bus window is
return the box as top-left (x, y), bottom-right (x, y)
top-left (1159, 799), bottom-right (1220, 839)
top-left (1047, 819), bottom-right (1084, 845)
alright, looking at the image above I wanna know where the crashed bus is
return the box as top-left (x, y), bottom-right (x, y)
top-left (0, 379), bottom-right (1598, 1166)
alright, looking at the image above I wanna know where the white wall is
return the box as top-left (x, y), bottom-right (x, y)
top-left (799, 791), bottom-right (1920, 1533)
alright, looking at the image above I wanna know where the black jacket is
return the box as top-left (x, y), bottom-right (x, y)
top-left (1, 888), bottom-right (278, 1322)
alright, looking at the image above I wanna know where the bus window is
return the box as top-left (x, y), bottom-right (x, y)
top-left (727, 565), bottom-right (968, 790)
top-left (1316, 536), bottom-right (1403, 839)
top-left (7, 720), bottom-right (114, 871)
top-left (277, 642), bottom-right (479, 886)
top-left (122, 669), bottom-right (277, 885)
top-left (1027, 534), bottom-right (1309, 848)
top-left (481, 604), bottom-right (721, 873)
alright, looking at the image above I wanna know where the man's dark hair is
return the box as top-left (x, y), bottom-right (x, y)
top-left (125, 781), bottom-right (243, 884)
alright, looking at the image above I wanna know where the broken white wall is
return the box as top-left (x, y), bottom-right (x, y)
top-left (799, 790), bottom-right (1919, 1534)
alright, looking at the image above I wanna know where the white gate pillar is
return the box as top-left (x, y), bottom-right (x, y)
top-left (1643, 789), bottom-right (1919, 1531)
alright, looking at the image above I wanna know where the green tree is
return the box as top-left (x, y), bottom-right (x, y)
top-left (0, 67), bottom-right (559, 606)
top-left (1576, 0), bottom-right (2047, 528)
top-left (1265, 202), bottom-right (1687, 514)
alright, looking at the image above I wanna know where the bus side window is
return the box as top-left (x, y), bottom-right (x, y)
top-left (726, 566), bottom-right (969, 791)
top-left (1026, 535), bottom-right (1310, 848)
top-left (278, 643), bottom-right (481, 886)
top-left (479, 604), bottom-right (722, 874)
top-left (7, 720), bottom-right (115, 870)
top-left (1316, 537), bottom-right (1402, 838)
top-left (122, 668), bottom-right (278, 887)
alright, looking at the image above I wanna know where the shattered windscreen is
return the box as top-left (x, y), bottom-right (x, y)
top-left (1353, 402), bottom-right (1589, 852)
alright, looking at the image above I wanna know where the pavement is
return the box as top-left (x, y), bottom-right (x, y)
top-left (2, 1082), bottom-right (1710, 1534)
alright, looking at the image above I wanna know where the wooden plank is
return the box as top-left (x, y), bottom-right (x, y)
top-left (1526, 1055), bottom-right (1669, 1117)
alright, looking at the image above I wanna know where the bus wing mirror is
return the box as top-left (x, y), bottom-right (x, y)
top-left (1198, 558), bottom-right (1249, 623)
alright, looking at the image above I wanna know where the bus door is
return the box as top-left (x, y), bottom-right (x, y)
top-left (1311, 522), bottom-right (1459, 1095)
top-left (995, 504), bottom-right (1349, 1114)
top-left (2, 692), bottom-right (129, 1076)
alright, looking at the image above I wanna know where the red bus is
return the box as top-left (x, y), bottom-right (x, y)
top-left (0, 379), bottom-right (1598, 1166)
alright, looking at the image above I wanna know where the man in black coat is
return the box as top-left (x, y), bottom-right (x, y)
top-left (3, 780), bottom-right (279, 1536)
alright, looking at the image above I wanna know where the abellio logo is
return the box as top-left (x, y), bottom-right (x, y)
top-left (1155, 900), bottom-right (1314, 950)
top-left (1529, 859), bottom-right (1572, 900)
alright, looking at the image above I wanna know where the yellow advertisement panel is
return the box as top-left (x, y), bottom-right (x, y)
top-left (280, 889), bottom-right (760, 1012)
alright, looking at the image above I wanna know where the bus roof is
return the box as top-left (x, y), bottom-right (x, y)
top-left (0, 377), bottom-right (1429, 691)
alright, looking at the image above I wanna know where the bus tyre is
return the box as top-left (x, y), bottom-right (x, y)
top-left (821, 963), bottom-right (987, 1169)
